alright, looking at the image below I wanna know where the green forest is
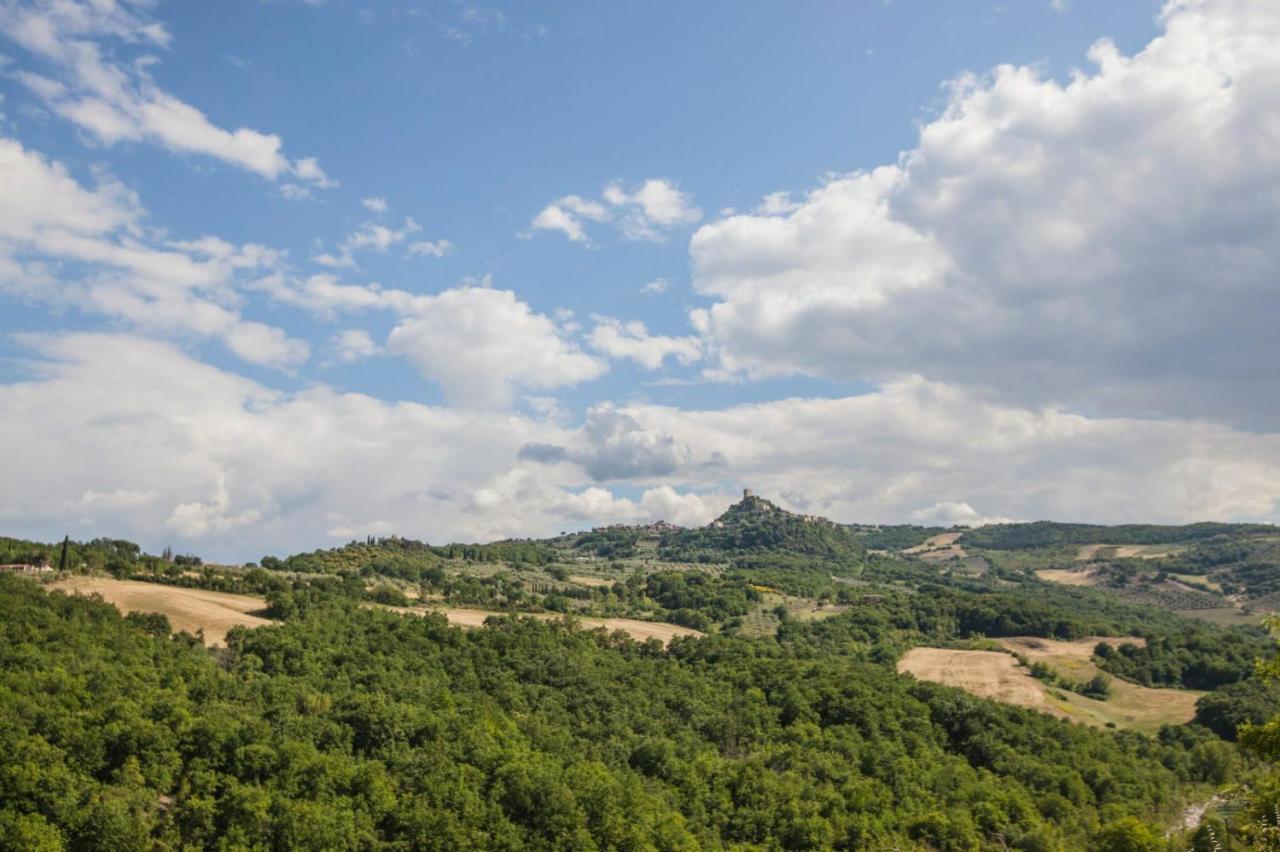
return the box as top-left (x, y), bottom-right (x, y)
top-left (4, 502), bottom-right (1280, 849)
top-left (0, 573), bottom-right (1250, 850)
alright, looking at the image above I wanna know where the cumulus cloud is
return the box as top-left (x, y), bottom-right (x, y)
top-left (689, 0), bottom-right (1280, 426)
top-left (909, 502), bottom-right (1015, 528)
top-left (362, 197), bottom-right (389, 213)
top-left (519, 406), bottom-right (704, 481)
top-left (530, 179), bottom-right (701, 244)
top-left (0, 137), bottom-right (307, 369)
top-left (329, 328), bottom-right (379, 364)
top-left (539, 376), bottom-right (1280, 526)
top-left (588, 317), bottom-right (701, 370)
top-left (252, 272), bottom-right (602, 404)
top-left (3, 335), bottom-right (1276, 560)
top-left (408, 238), bottom-right (453, 258)
top-left (386, 286), bottom-right (607, 409)
top-left (0, 333), bottom-right (718, 558)
top-left (529, 194), bottom-right (610, 243)
top-left (0, 0), bottom-right (331, 186)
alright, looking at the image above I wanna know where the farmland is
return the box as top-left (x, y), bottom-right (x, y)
top-left (49, 575), bottom-right (701, 647)
top-left (899, 637), bottom-right (1205, 733)
top-left (50, 576), bottom-right (272, 646)
top-left (379, 603), bottom-right (702, 645)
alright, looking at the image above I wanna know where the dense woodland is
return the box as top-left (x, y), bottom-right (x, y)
top-left (4, 506), bottom-right (1280, 848)
top-left (0, 574), bottom-right (1244, 850)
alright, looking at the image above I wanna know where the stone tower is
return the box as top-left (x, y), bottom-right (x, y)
top-left (743, 488), bottom-right (753, 499)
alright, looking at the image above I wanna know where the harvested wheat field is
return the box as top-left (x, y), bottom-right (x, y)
top-left (1036, 568), bottom-right (1098, 586)
top-left (898, 648), bottom-right (1056, 715)
top-left (901, 637), bottom-right (1202, 732)
top-left (376, 605), bottom-right (703, 646)
top-left (1075, 543), bottom-right (1185, 562)
top-left (903, 532), bottom-right (964, 554)
top-left (1075, 544), bottom-right (1107, 561)
top-left (51, 576), bottom-right (272, 645)
top-left (903, 532), bottom-right (968, 561)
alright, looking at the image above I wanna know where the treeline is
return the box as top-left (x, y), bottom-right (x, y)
top-left (959, 521), bottom-right (1274, 551)
top-left (0, 574), bottom-right (1231, 849)
top-left (566, 527), bottom-right (646, 559)
top-left (1094, 626), bottom-right (1273, 690)
top-left (273, 536), bottom-right (555, 577)
top-left (852, 524), bottom-right (947, 551)
top-left (1195, 678), bottom-right (1280, 741)
top-left (0, 534), bottom-right (152, 572)
top-left (778, 583), bottom-right (1271, 684)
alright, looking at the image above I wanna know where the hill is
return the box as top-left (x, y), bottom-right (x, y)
top-left (6, 502), bottom-right (1280, 845)
top-left (658, 493), bottom-right (867, 563)
top-left (957, 521), bottom-right (1275, 551)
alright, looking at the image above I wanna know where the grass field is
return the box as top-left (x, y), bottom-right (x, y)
top-left (1169, 573), bottom-right (1223, 593)
top-left (568, 574), bottom-right (615, 588)
top-left (1178, 607), bottom-right (1268, 628)
top-left (735, 593), bottom-right (849, 638)
top-left (50, 576), bottom-right (272, 645)
top-left (1035, 568), bottom-right (1097, 586)
top-left (900, 637), bottom-right (1203, 732)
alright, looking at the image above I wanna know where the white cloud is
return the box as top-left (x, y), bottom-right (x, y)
top-left (251, 276), bottom-right (602, 405)
top-left (754, 191), bottom-right (802, 216)
top-left (640, 278), bottom-right (669, 295)
top-left (588, 317), bottom-right (701, 370)
top-left (387, 286), bottom-right (607, 409)
top-left (168, 473), bottom-right (262, 538)
top-left (224, 322), bottom-right (310, 370)
top-left (604, 179), bottom-right (702, 240)
top-left (315, 218), bottom-right (449, 267)
top-left (362, 196), bottom-right (389, 214)
top-left (689, 0), bottom-right (1280, 426)
top-left (0, 136), bottom-right (307, 369)
top-left (529, 195), bottom-right (609, 243)
top-left (529, 179), bottom-right (701, 244)
top-left (0, 0), bottom-right (330, 186)
top-left (3, 335), bottom-right (1277, 560)
top-left (408, 238), bottom-right (453, 257)
top-left (527, 376), bottom-right (1280, 525)
top-left (0, 333), bottom-right (712, 557)
top-left (909, 502), bottom-right (1015, 527)
top-left (329, 328), bottom-right (379, 363)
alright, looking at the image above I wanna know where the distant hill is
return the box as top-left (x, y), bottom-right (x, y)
top-left (958, 520), bottom-right (1275, 550)
top-left (658, 493), bottom-right (866, 561)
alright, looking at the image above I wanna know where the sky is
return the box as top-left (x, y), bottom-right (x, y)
top-left (1, 0), bottom-right (1278, 562)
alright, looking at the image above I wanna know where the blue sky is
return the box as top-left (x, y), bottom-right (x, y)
top-left (2, 0), bottom-right (1277, 561)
